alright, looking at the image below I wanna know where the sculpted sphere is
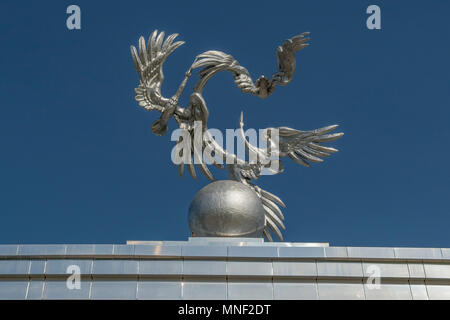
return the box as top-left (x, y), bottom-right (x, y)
top-left (188, 180), bottom-right (265, 238)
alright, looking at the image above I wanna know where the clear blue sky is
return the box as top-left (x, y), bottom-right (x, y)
top-left (0, 1), bottom-right (449, 247)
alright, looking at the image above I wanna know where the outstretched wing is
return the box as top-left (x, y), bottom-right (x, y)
top-left (237, 116), bottom-right (343, 242)
top-left (249, 185), bottom-right (286, 242)
top-left (271, 125), bottom-right (343, 167)
top-left (173, 93), bottom-right (227, 182)
top-left (191, 33), bottom-right (309, 98)
top-left (131, 30), bottom-right (185, 111)
top-left (275, 32), bottom-right (310, 85)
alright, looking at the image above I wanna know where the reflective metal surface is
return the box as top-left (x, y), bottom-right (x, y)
top-left (317, 262), bottom-right (363, 278)
top-left (227, 280), bottom-right (273, 300)
top-left (26, 280), bottom-right (44, 300)
top-left (113, 245), bottom-right (135, 255)
top-left (93, 260), bottom-right (138, 275)
top-left (139, 259), bottom-right (183, 275)
top-left (183, 260), bottom-right (226, 276)
top-left (64, 244), bottom-right (114, 256)
top-left (18, 245), bottom-right (66, 256)
top-left (273, 280), bottom-right (318, 299)
top-left (228, 245), bottom-right (278, 258)
top-left (363, 282), bottom-right (412, 300)
top-left (43, 280), bottom-right (92, 299)
top-left (0, 280), bottom-right (28, 299)
top-left (362, 262), bottom-right (409, 278)
top-left (134, 245), bottom-right (181, 257)
top-left (409, 280), bottom-right (429, 300)
top-left (183, 278), bottom-right (227, 300)
top-left (65, 244), bottom-right (95, 255)
top-left (0, 245), bottom-right (18, 256)
top-left (138, 279), bottom-right (182, 300)
top-left (227, 260), bottom-right (273, 276)
top-left (394, 248), bottom-right (442, 260)
top-left (408, 263), bottom-right (426, 279)
top-left (45, 259), bottom-right (93, 275)
top-left (29, 260), bottom-right (46, 275)
top-left (442, 248), bottom-right (450, 259)
top-left (2, 239), bottom-right (450, 300)
top-left (348, 247), bottom-right (395, 259)
top-left (425, 282), bottom-right (450, 300)
top-left (182, 245), bottom-right (228, 257)
top-left (278, 247), bottom-right (325, 258)
top-left (324, 247), bottom-right (348, 258)
top-left (273, 261), bottom-right (317, 277)
top-left (189, 181), bottom-right (265, 238)
top-left (91, 280), bottom-right (137, 300)
top-left (317, 281), bottom-right (365, 300)
top-left (0, 260), bottom-right (30, 275)
top-left (424, 263), bottom-right (450, 279)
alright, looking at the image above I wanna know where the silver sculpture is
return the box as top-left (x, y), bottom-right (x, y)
top-left (131, 30), bottom-right (343, 241)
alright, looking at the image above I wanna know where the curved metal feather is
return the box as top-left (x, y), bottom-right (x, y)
top-left (131, 30), bottom-right (185, 111)
top-left (191, 33), bottom-right (310, 98)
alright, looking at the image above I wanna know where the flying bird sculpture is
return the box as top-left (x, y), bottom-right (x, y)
top-left (131, 30), bottom-right (343, 241)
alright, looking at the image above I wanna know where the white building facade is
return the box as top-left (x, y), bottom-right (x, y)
top-left (0, 237), bottom-right (449, 300)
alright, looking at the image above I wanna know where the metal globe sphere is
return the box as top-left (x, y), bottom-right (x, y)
top-left (188, 180), bottom-right (265, 238)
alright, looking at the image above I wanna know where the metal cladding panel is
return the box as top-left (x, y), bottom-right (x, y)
top-left (0, 260), bottom-right (30, 275)
top-left (317, 261), bottom-right (363, 278)
top-left (441, 248), bottom-right (450, 259)
top-left (423, 263), bottom-right (450, 279)
top-left (0, 280), bottom-right (28, 299)
top-left (278, 247), bottom-right (325, 258)
top-left (363, 283), bottom-right (412, 300)
top-left (65, 245), bottom-right (95, 255)
top-left (113, 245), bottom-right (135, 255)
top-left (65, 244), bottom-right (114, 256)
top-left (93, 260), bottom-right (138, 275)
top-left (134, 245), bottom-right (181, 257)
top-left (394, 248), bottom-right (442, 260)
top-left (91, 280), bottom-right (137, 300)
top-left (324, 247), bottom-right (348, 258)
top-left (43, 279), bottom-right (92, 299)
top-left (317, 281), bottom-right (365, 300)
top-left (46, 259), bottom-right (93, 275)
top-left (0, 245), bottom-right (18, 256)
top-left (181, 245), bottom-right (228, 258)
top-left (139, 260), bottom-right (183, 275)
top-left (228, 246), bottom-right (278, 258)
top-left (138, 279), bottom-right (182, 300)
top-left (183, 260), bottom-right (226, 276)
top-left (227, 280), bottom-right (273, 300)
top-left (425, 283), bottom-right (450, 300)
top-left (183, 278), bottom-right (227, 300)
top-left (26, 280), bottom-right (45, 300)
top-left (18, 245), bottom-right (66, 256)
top-left (29, 260), bottom-right (46, 275)
top-left (408, 263), bottom-right (426, 279)
top-left (273, 280), bottom-right (318, 299)
top-left (409, 280), bottom-right (429, 300)
top-left (347, 247), bottom-right (395, 259)
top-left (227, 260), bottom-right (273, 276)
top-left (273, 261), bottom-right (317, 277)
top-left (362, 262), bottom-right (410, 278)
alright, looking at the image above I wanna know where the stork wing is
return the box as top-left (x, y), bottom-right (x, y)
top-left (131, 30), bottom-right (185, 112)
top-left (249, 185), bottom-right (286, 242)
top-left (275, 32), bottom-right (310, 85)
top-left (273, 125), bottom-right (343, 167)
top-left (191, 32), bottom-right (310, 98)
top-left (173, 93), bottom-right (227, 182)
